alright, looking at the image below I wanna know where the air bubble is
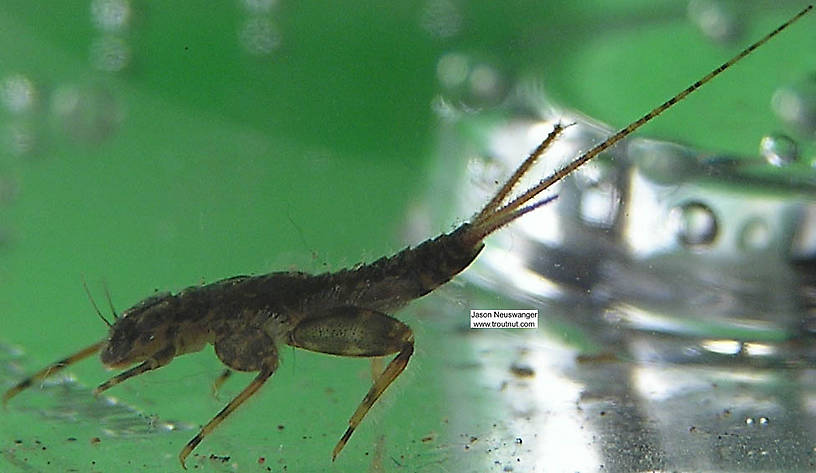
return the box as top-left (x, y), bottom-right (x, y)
top-left (241, 0), bottom-right (277, 13)
top-left (89, 36), bottom-right (131, 72)
top-left (759, 133), bottom-right (798, 167)
top-left (437, 53), bottom-right (470, 89)
top-left (671, 201), bottom-right (718, 248)
top-left (3, 123), bottom-right (37, 156)
top-left (239, 17), bottom-right (281, 55)
top-left (771, 79), bottom-right (816, 135)
top-left (90, 0), bottom-right (131, 31)
top-left (738, 218), bottom-right (772, 252)
top-left (420, 0), bottom-right (463, 39)
top-left (51, 85), bottom-right (122, 144)
top-left (1, 74), bottom-right (37, 113)
top-left (687, 0), bottom-right (740, 42)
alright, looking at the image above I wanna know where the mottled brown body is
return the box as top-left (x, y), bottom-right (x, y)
top-left (104, 223), bottom-right (480, 367)
top-left (2, 6), bottom-right (811, 469)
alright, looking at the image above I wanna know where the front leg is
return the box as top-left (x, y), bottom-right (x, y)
top-left (287, 306), bottom-right (414, 460)
top-left (94, 344), bottom-right (176, 395)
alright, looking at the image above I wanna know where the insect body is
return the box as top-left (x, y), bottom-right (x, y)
top-left (3, 6), bottom-right (812, 469)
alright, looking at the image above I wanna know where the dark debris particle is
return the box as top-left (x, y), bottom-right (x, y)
top-left (277, 424), bottom-right (285, 430)
top-left (515, 437), bottom-right (522, 444)
top-left (14, 439), bottom-right (22, 444)
top-left (258, 457), bottom-right (265, 464)
top-left (209, 454), bottom-right (230, 463)
top-left (90, 437), bottom-right (101, 445)
top-left (421, 434), bottom-right (434, 443)
top-left (67, 437), bottom-right (77, 442)
top-left (509, 363), bottom-right (535, 378)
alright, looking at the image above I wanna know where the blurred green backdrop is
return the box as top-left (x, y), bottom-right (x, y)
top-left (0, 1), bottom-right (813, 471)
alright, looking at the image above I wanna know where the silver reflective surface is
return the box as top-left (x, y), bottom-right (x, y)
top-left (420, 76), bottom-right (816, 471)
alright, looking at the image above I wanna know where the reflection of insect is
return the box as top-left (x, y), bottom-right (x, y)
top-left (3, 6), bottom-right (811, 469)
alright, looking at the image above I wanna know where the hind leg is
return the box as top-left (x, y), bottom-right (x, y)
top-left (287, 306), bottom-right (414, 460)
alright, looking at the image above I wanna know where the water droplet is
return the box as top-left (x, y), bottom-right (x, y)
top-left (738, 218), bottom-right (773, 252)
top-left (89, 36), bottom-right (131, 72)
top-left (746, 417), bottom-right (755, 425)
top-left (687, 0), bottom-right (740, 43)
top-left (420, 0), bottom-right (462, 39)
top-left (771, 78), bottom-right (816, 135)
top-left (671, 201), bottom-right (718, 248)
top-left (239, 17), bottom-right (281, 55)
top-left (759, 133), bottom-right (798, 167)
top-left (759, 416), bottom-right (769, 425)
top-left (1, 74), bottom-right (37, 113)
top-left (240, 0), bottom-right (277, 13)
top-left (90, 0), bottom-right (131, 31)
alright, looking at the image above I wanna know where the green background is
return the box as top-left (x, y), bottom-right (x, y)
top-left (1, 1), bottom-right (813, 471)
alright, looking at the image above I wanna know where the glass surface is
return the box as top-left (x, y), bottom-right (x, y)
top-left (1, 1), bottom-right (814, 472)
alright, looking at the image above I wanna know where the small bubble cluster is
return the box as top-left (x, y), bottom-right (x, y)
top-left (433, 52), bottom-right (509, 112)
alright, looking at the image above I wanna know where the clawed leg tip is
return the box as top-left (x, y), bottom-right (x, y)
top-left (179, 452), bottom-right (190, 470)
